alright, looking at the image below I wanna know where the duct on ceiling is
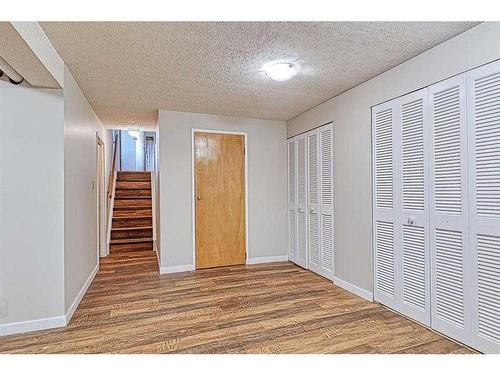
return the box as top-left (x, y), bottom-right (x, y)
top-left (0, 56), bottom-right (24, 84)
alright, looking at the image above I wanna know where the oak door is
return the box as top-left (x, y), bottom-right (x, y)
top-left (194, 132), bottom-right (246, 269)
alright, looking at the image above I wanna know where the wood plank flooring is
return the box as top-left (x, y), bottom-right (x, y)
top-left (0, 250), bottom-right (474, 354)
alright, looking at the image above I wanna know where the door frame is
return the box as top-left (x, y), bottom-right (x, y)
top-left (190, 128), bottom-right (249, 267)
top-left (96, 134), bottom-right (107, 259)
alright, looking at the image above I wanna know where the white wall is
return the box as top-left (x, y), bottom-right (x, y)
top-left (63, 66), bottom-right (111, 314)
top-left (135, 132), bottom-right (145, 171)
top-left (158, 110), bottom-right (287, 270)
top-left (0, 23), bottom-right (111, 336)
top-left (286, 22), bottom-right (500, 294)
top-left (120, 130), bottom-right (136, 171)
top-left (0, 83), bottom-right (65, 332)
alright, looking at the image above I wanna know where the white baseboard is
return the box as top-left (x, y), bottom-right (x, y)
top-left (0, 264), bottom-right (98, 337)
top-left (333, 276), bottom-right (373, 302)
top-left (160, 264), bottom-right (195, 274)
top-left (246, 255), bottom-right (289, 264)
top-left (65, 264), bottom-right (98, 324)
top-left (0, 315), bottom-right (66, 337)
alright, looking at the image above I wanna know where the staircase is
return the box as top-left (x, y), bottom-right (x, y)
top-left (110, 171), bottom-right (153, 253)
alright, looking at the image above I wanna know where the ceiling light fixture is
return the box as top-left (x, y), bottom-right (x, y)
top-left (263, 62), bottom-right (299, 82)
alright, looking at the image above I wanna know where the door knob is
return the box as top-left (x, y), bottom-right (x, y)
top-left (309, 208), bottom-right (315, 214)
top-left (197, 194), bottom-right (203, 200)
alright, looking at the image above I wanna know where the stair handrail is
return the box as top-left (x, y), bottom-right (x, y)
top-left (107, 133), bottom-right (118, 199)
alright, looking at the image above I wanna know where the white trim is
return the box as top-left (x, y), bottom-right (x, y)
top-left (246, 255), bottom-right (289, 265)
top-left (191, 128), bottom-right (249, 269)
top-left (105, 170), bottom-right (117, 257)
top-left (65, 264), bottom-right (98, 324)
top-left (96, 134), bottom-right (107, 259)
top-left (333, 276), bottom-right (373, 302)
top-left (160, 264), bottom-right (195, 274)
top-left (151, 170), bottom-right (160, 268)
top-left (0, 315), bottom-right (66, 337)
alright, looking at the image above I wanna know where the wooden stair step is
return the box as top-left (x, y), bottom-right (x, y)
top-left (114, 196), bottom-right (152, 200)
top-left (116, 178), bottom-right (151, 182)
top-left (114, 199), bottom-right (152, 208)
top-left (109, 241), bottom-right (153, 252)
top-left (110, 237), bottom-right (153, 244)
top-left (113, 209), bottom-right (152, 217)
top-left (116, 181), bottom-right (151, 190)
top-left (112, 217), bottom-right (152, 228)
top-left (111, 226), bottom-right (152, 231)
top-left (111, 228), bottom-right (153, 240)
top-left (113, 215), bottom-right (152, 220)
top-left (115, 189), bottom-right (151, 198)
top-left (113, 206), bottom-right (152, 210)
top-left (117, 171), bottom-right (151, 181)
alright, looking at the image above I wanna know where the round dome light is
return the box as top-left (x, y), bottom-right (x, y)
top-left (263, 62), bottom-right (299, 82)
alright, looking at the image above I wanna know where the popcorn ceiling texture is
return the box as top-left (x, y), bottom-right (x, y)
top-left (40, 22), bottom-right (478, 128)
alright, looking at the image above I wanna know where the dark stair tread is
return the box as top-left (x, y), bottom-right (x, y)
top-left (113, 210), bottom-right (152, 217)
top-left (115, 195), bottom-right (152, 201)
top-left (114, 206), bottom-right (153, 211)
top-left (113, 215), bottom-right (152, 220)
top-left (115, 186), bottom-right (151, 190)
top-left (116, 178), bottom-right (151, 182)
top-left (111, 226), bottom-right (153, 231)
top-left (110, 237), bottom-right (153, 244)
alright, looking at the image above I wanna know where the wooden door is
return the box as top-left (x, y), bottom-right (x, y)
top-left (194, 132), bottom-right (246, 269)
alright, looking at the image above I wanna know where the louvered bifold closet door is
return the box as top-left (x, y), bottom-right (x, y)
top-left (307, 129), bottom-right (321, 274)
top-left (288, 139), bottom-right (298, 263)
top-left (467, 61), bottom-right (500, 353)
top-left (428, 75), bottom-right (471, 343)
top-left (396, 89), bottom-right (431, 325)
top-left (319, 123), bottom-right (335, 280)
top-left (372, 101), bottom-right (398, 310)
top-left (295, 134), bottom-right (308, 269)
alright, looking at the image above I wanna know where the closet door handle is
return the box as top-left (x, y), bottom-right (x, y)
top-left (309, 208), bottom-right (315, 214)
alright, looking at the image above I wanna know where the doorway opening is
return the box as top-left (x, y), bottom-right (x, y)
top-left (106, 128), bottom-right (158, 261)
top-left (96, 135), bottom-right (106, 258)
top-left (115, 129), bottom-right (156, 172)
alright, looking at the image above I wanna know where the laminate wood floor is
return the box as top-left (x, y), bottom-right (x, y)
top-left (0, 250), bottom-right (474, 354)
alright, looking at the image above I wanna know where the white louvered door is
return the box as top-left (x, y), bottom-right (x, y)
top-left (319, 124), bottom-right (335, 280)
top-left (307, 129), bottom-right (321, 274)
top-left (373, 89), bottom-right (430, 324)
top-left (372, 101), bottom-right (398, 310)
top-left (467, 61), bottom-right (500, 353)
top-left (295, 134), bottom-right (308, 269)
top-left (396, 89), bottom-right (431, 326)
top-left (288, 138), bottom-right (298, 263)
top-left (429, 74), bottom-right (471, 343)
top-left (371, 59), bottom-right (500, 352)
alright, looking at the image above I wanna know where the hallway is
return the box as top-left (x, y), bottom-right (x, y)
top-left (0, 251), bottom-right (473, 354)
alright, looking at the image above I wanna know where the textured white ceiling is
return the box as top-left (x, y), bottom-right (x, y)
top-left (40, 22), bottom-right (479, 128)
